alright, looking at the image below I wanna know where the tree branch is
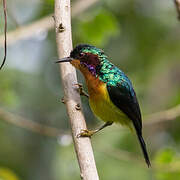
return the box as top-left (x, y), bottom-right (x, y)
top-left (0, 0), bottom-right (98, 47)
top-left (0, 107), bottom-right (61, 137)
top-left (144, 104), bottom-right (180, 126)
top-left (54, 0), bottom-right (99, 179)
top-left (174, 0), bottom-right (180, 20)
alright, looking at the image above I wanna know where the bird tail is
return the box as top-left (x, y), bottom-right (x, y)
top-left (136, 132), bottom-right (151, 167)
top-left (131, 119), bottom-right (151, 167)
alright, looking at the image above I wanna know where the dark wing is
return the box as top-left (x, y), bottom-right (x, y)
top-left (107, 82), bottom-right (151, 167)
top-left (107, 82), bottom-right (142, 130)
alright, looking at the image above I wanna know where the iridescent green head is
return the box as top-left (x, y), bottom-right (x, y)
top-left (57, 44), bottom-right (108, 76)
top-left (70, 44), bottom-right (104, 60)
top-left (70, 44), bottom-right (107, 75)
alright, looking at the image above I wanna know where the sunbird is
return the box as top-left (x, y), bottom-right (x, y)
top-left (56, 44), bottom-right (151, 167)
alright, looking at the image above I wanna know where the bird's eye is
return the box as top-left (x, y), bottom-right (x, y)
top-left (79, 53), bottom-right (84, 57)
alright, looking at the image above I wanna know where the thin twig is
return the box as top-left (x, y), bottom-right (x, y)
top-left (54, 0), bottom-right (99, 179)
top-left (144, 104), bottom-right (180, 126)
top-left (0, 108), bottom-right (61, 137)
top-left (0, 0), bottom-right (7, 70)
top-left (0, 0), bottom-right (98, 47)
top-left (174, 0), bottom-right (180, 20)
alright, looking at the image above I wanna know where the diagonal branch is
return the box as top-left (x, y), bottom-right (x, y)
top-left (144, 104), bottom-right (180, 126)
top-left (54, 0), bottom-right (99, 179)
top-left (0, 107), bottom-right (61, 137)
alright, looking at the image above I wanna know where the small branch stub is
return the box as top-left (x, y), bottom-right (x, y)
top-left (58, 23), bottom-right (65, 32)
top-left (61, 97), bottom-right (65, 104)
top-left (75, 103), bottom-right (81, 110)
top-left (75, 83), bottom-right (89, 98)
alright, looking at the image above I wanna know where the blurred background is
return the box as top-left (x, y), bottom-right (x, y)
top-left (0, 0), bottom-right (180, 179)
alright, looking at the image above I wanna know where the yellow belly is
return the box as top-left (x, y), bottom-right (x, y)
top-left (89, 83), bottom-right (131, 127)
top-left (81, 69), bottom-right (131, 128)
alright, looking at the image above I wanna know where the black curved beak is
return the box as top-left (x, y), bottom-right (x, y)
top-left (56, 57), bottom-right (74, 63)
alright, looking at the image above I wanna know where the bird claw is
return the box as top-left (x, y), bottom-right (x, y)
top-left (74, 83), bottom-right (89, 98)
top-left (77, 129), bottom-right (95, 138)
top-left (74, 83), bottom-right (83, 89)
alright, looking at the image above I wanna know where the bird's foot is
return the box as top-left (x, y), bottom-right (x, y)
top-left (77, 129), bottom-right (96, 138)
top-left (74, 83), bottom-right (89, 98)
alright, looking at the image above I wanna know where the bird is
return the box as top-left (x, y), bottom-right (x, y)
top-left (56, 44), bottom-right (151, 167)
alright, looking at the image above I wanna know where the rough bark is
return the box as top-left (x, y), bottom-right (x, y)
top-left (54, 0), bottom-right (99, 179)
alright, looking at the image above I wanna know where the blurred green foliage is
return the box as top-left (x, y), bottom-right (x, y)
top-left (76, 8), bottom-right (119, 46)
top-left (0, 71), bottom-right (19, 106)
top-left (154, 148), bottom-right (180, 180)
top-left (0, 168), bottom-right (19, 180)
top-left (0, 0), bottom-right (180, 179)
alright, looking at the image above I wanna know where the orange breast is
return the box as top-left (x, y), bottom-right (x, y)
top-left (71, 60), bottom-right (105, 99)
top-left (82, 69), bottom-right (105, 100)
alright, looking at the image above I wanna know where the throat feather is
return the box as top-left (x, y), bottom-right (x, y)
top-left (81, 69), bottom-right (104, 98)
